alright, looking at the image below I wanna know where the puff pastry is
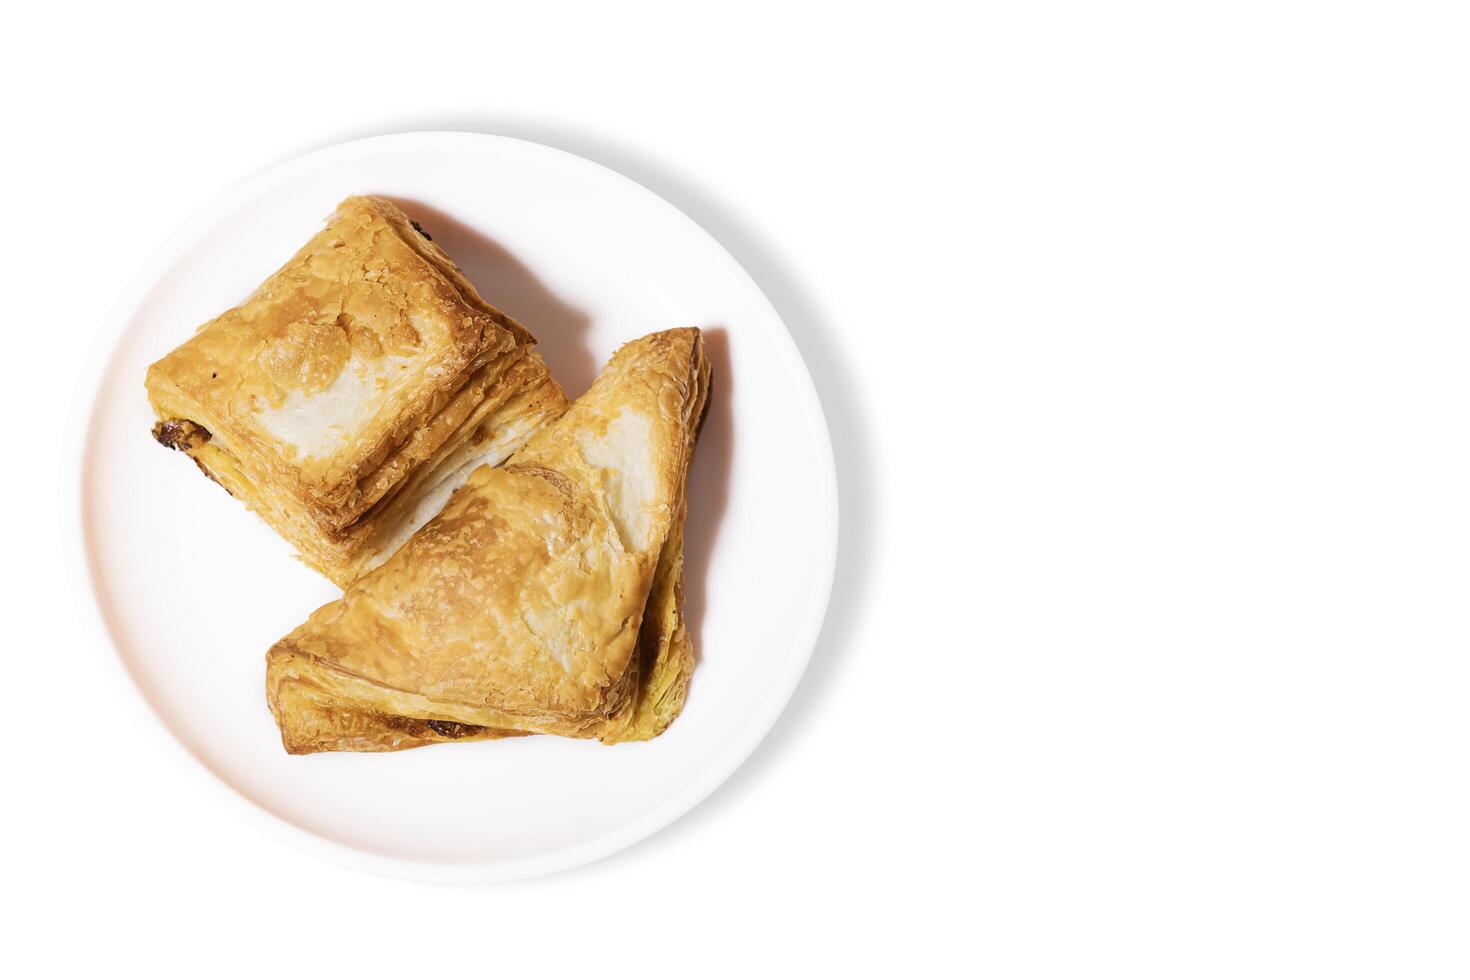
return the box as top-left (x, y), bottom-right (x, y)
top-left (145, 196), bottom-right (568, 585)
top-left (266, 328), bottom-right (710, 752)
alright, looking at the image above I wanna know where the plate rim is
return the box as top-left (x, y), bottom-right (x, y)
top-left (62, 131), bottom-right (839, 883)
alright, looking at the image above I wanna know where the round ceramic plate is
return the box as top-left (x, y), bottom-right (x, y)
top-left (67, 132), bottom-right (836, 882)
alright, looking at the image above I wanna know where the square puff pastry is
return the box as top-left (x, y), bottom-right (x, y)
top-left (266, 327), bottom-right (711, 752)
top-left (145, 195), bottom-right (568, 584)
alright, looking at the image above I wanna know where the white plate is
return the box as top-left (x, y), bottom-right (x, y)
top-left (66, 132), bottom-right (837, 882)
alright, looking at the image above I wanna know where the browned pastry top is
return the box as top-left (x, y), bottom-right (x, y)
top-left (145, 195), bottom-right (534, 525)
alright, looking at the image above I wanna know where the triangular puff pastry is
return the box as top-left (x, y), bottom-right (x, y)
top-left (146, 196), bottom-right (568, 585)
top-left (266, 328), bottom-right (710, 752)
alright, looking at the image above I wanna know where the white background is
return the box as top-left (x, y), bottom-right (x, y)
top-left (7, 1), bottom-right (1469, 975)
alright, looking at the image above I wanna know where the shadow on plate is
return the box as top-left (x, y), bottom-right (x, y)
top-left (387, 198), bottom-right (599, 396)
top-left (682, 326), bottom-right (732, 662)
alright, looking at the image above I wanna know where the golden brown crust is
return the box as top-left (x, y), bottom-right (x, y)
top-left (269, 665), bottom-right (526, 753)
top-left (266, 328), bottom-right (710, 752)
top-left (144, 196), bottom-right (568, 583)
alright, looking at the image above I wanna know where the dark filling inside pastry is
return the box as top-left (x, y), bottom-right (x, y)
top-left (152, 418), bottom-right (211, 453)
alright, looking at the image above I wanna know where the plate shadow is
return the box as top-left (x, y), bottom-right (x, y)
top-left (386, 198), bottom-right (598, 396)
top-left (682, 327), bottom-right (732, 662)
